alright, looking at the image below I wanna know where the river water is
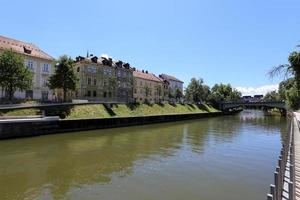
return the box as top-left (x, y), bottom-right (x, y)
top-left (0, 110), bottom-right (288, 200)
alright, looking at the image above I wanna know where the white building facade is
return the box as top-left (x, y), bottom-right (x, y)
top-left (0, 35), bottom-right (55, 101)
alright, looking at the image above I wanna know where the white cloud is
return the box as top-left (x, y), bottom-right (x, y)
top-left (235, 84), bottom-right (279, 96)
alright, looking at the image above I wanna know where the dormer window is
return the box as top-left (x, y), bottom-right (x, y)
top-left (23, 46), bottom-right (32, 54)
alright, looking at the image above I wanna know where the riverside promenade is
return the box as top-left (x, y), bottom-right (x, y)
top-left (293, 112), bottom-right (300, 200)
top-left (267, 113), bottom-right (300, 200)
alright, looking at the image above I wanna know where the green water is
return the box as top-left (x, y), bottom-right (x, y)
top-left (0, 110), bottom-right (287, 200)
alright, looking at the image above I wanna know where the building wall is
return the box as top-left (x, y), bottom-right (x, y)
top-left (169, 80), bottom-right (183, 95)
top-left (75, 61), bottom-right (133, 103)
top-left (133, 77), bottom-right (164, 103)
top-left (0, 50), bottom-right (54, 101)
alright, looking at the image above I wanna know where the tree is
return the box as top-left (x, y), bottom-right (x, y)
top-left (0, 50), bottom-right (33, 101)
top-left (48, 55), bottom-right (78, 102)
top-left (143, 85), bottom-right (151, 103)
top-left (108, 77), bottom-right (117, 99)
top-left (174, 88), bottom-right (183, 101)
top-left (263, 91), bottom-right (281, 101)
top-left (185, 78), bottom-right (211, 103)
top-left (269, 50), bottom-right (300, 95)
top-left (210, 83), bottom-right (241, 102)
top-left (277, 78), bottom-right (300, 109)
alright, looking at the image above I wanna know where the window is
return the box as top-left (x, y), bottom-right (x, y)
top-left (41, 91), bottom-right (48, 101)
top-left (122, 71), bottom-right (126, 78)
top-left (87, 91), bottom-right (91, 97)
top-left (26, 60), bottom-right (34, 70)
top-left (93, 78), bottom-right (97, 85)
top-left (43, 63), bottom-right (50, 72)
top-left (108, 92), bottom-right (112, 98)
top-left (87, 66), bottom-right (96, 73)
top-left (117, 70), bottom-right (121, 77)
top-left (93, 91), bottom-right (97, 97)
top-left (103, 80), bottom-right (108, 87)
top-left (87, 77), bottom-right (91, 85)
top-left (134, 89), bottom-right (137, 93)
top-left (25, 90), bottom-right (33, 99)
top-left (103, 91), bottom-right (107, 98)
top-left (104, 68), bottom-right (112, 76)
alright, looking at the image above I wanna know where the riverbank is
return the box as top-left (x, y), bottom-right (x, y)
top-left (0, 103), bottom-right (218, 119)
top-left (0, 103), bottom-right (228, 139)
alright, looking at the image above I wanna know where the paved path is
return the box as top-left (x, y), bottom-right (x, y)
top-left (293, 113), bottom-right (300, 200)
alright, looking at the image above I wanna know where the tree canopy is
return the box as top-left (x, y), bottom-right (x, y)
top-left (185, 78), bottom-right (210, 103)
top-left (48, 55), bottom-right (78, 102)
top-left (0, 50), bottom-right (33, 101)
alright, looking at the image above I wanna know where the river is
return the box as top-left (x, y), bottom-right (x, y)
top-left (0, 110), bottom-right (288, 200)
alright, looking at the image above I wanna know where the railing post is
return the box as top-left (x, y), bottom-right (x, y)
top-left (274, 171), bottom-right (279, 200)
top-left (289, 181), bottom-right (294, 200)
top-left (267, 194), bottom-right (273, 200)
top-left (290, 164), bottom-right (294, 183)
top-left (270, 184), bottom-right (276, 200)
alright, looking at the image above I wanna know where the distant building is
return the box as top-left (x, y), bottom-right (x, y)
top-left (159, 74), bottom-right (183, 97)
top-left (0, 35), bottom-right (55, 101)
top-left (74, 55), bottom-right (134, 102)
top-left (133, 70), bottom-right (165, 103)
top-left (242, 95), bottom-right (264, 102)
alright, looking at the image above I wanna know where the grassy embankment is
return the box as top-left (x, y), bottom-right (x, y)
top-left (0, 103), bottom-right (219, 119)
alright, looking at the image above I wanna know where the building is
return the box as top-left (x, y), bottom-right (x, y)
top-left (74, 55), bottom-right (133, 102)
top-left (159, 74), bottom-right (183, 97)
top-left (0, 35), bottom-right (55, 101)
top-left (133, 70), bottom-right (165, 103)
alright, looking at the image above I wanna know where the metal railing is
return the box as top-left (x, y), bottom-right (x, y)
top-left (267, 118), bottom-right (295, 200)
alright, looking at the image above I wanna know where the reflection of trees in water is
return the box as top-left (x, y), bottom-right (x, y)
top-left (0, 110), bottom-right (288, 200)
top-left (0, 123), bottom-right (187, 200)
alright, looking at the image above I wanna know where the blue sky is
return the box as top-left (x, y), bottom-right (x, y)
top-left (1, 0), bottom-right (300, 95)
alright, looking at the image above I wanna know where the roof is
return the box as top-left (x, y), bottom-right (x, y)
top-left (133, 70), bottom-right (163, 83)
top-left (160, 74), bottom-right (183, 83)
top-left (75, 55), bottom-right (133, 70)
top-left (0, 35), bottom-right (54, 61)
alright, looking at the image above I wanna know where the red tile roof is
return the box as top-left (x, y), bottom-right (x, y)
top-left (0, 35), bottom-right (54, 61)
top-left (133, 70), bottom-right (163, 83)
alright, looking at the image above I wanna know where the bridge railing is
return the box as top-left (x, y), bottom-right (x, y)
top-left (267, 118), bottom-right (295, 200)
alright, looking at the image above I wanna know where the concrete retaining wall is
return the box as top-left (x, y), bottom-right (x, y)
top-left (0, 111), bottom-right (230, 140)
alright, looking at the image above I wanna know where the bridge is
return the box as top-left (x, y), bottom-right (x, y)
top-left (220, 101), bottom-right (286, 113)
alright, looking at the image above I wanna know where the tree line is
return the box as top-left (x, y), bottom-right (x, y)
top-left (184, 78), bottom-right (242, 108)
top-left (264, 45), bottom-right (300, 109)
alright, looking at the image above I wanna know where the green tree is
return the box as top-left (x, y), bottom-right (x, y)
top-left (269, 50), bottom-right (300, 95)
top-left (174, 88), bottom-right (183, 101)
top-left (108, 77), bottom-right (117, 99)
top-left (0, 50), bottom-right (33, 101)
top-left (185, 78), bottom-right (211, 103)
top-left (263, 91), bottom-right (281, 101)
top-left (210, 83), bottom-right (241, 102)
top-left (48, 55), bottom-right (78, 102)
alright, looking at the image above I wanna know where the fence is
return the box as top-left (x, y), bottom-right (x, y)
top-left (267, 118), bottom-right (295, 200)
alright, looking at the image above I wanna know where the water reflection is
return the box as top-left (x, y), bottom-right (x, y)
top-left (0, 110), bottom-right (288, 200)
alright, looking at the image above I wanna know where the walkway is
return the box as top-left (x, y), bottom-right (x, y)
top-left (293, 112), bottom-right (300, 200)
